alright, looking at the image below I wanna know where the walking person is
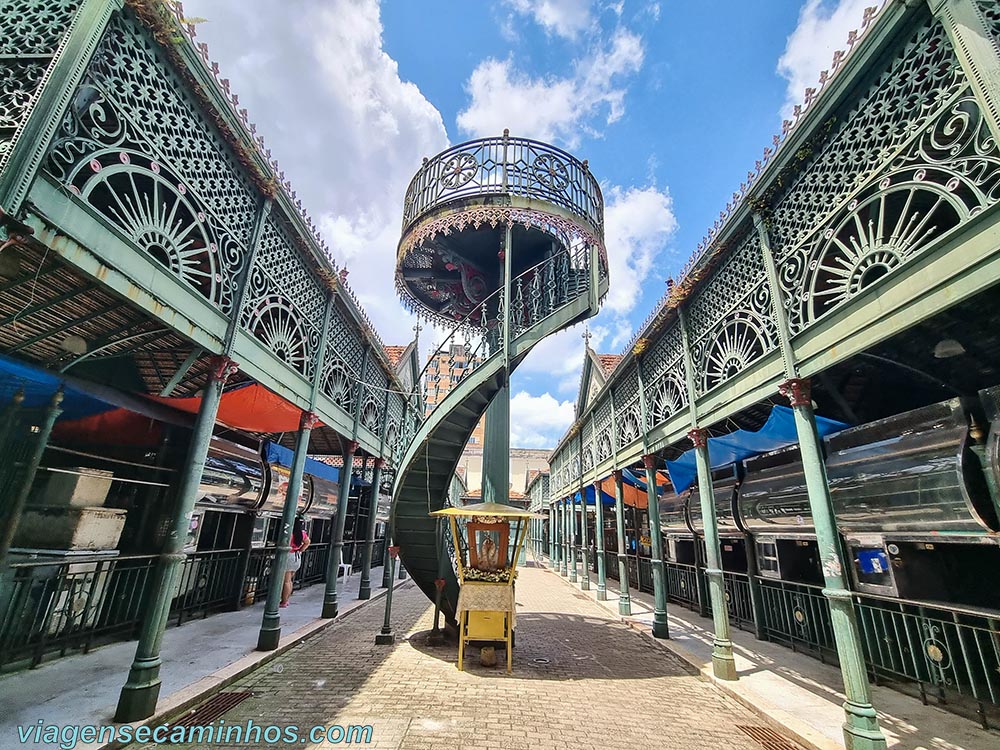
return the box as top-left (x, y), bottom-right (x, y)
top-left (281, 515), bottom-right (310, 608)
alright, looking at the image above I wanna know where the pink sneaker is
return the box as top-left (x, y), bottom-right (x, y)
top-left (279, 601), bottom-right (288, 608)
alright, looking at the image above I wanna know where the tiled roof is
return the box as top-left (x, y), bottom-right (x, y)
top-left (597, 354), bottom-right (623, 376)
top-left (383, 345), bottom-right (407, 367)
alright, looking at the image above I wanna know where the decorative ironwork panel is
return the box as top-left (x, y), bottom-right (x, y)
top-left (612, 364), bottom-right (641, 449)
top-left (44, 13), bottom-right (262, 314)
top-left (581, 417), bottom-right (594, 473)
top-left (767, 18), bottom-right (1000, 332)
top-left (0, 0), bottom-right (80, 168)
top-left (779, 89), bottom-right (1000, 332)
top-left (768, 18), bottom-right (966, 257)
top-left (326, 301), bottom-right (366, 376)
top-left (594, 396), bottom-right (614, 461)
top-left (643, 321), bottom-right (688, 429)
top-left (687, 231), bottom-right (777, 395)
top-left (50, 13), bottom-right (260, 244)
top-left (384, 391), bottom-right (404, 460)
top-left (241, 214), bottom-right (324, 377)
top-left (360, 356), bottom-right (386, 433)
top-left (985, 0), bottom-right (1000, 42)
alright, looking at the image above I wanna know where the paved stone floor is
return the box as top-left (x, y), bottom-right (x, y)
top-left (135, 563), bottom-right (786, 750)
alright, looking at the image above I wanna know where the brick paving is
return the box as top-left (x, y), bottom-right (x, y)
top-left (139, 564), bottom-right (779, 750)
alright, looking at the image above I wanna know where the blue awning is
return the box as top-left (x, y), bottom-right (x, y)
top-left (665, 405), bottom-right (848, 493)
top-left (572, 484), bottom-right (615, 506)
top-left (1, 352), bottom-right (119, 421)
top-left (263, 441), bottom-right (366, 487)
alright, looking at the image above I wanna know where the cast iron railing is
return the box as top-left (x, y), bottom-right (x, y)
top-left (401, 136), bottom-right (603, 234)
top-left (0, 537), bottom-right (387, 670)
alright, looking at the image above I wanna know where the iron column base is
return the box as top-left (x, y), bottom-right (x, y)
top-left (375, 630), bottom-right (395, 645)
top-left (256, 610), bottom-right (282, 651)
top-left (842, 701), bottom-right (888, 750)
top-left (357, 582), bottom-right (372, 600)
top-left (115, 659), bottom-right (162, 723)
top-left (596, 586), bottom-right (607, 601)
top-left (321, 599), bottom-right (339, 619)
top-left (618, 595), bottom-right (631, 616)
top-left (711, 646), bottom-right (738, 681)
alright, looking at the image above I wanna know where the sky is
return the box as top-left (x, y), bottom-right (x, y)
top-left (180, 0), bottom-right (878, 449)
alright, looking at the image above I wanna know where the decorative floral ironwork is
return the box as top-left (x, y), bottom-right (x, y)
top-left (0, 0), bottom-right (80, 168)
top-left (241, 214), bottom-right (325, 376)
top-left (688, 231), bottom-right (778, 395)
top-left (778, 90), bottom-right (1000, 332)
top-left (402, 135), bottom-right (603, 235)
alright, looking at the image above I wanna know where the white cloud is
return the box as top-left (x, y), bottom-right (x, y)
top-left (602, 184), bottom-right (677, 315)
top-left (180, 0), bottom-right (448, 341)
top-left (456, 27), bottom-right (643, 147)
top-left (510, 390), bottom-right (577, 448)
top-left (504, 0), bottom-right (595, 39)
top-left (777, 0), bottom-right (871, 119)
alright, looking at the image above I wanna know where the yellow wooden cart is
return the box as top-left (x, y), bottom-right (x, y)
top-left (430, 502), bottom-right (543, 673)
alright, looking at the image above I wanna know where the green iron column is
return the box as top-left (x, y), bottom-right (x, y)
top-left (0, 389), bottom-right (63, 571)
top-left (559, 499), bottom-right (567, 575)
top-left (567, 494), bottom-right (578, 583)
top-left (116, 355), bottom-right (238, 721)
top-left (579, 486), bottom-right (590, 591)
top-left (557, 502), bottom-right (566, 575)
top-left (613, 470), bottom-right (631, 615)
top-left (549, 505), bottom-right (559, 570)
top-left (642, 454), bottom-right (669, 639)
top-left (358, 458), bottom-right (386, 599)
top-left (483, 225), bottom-right (513, 507)
top-left (322, 439), bottom-right (359, 618)
top-left (375, 543), bottom-right (399, 645)
top-left (781, 379), bottom-right (887, 750)
top-left (257, 411), bottom-right (318, 650)
top-left (753, 205), bottom-right (887, 748)
top-left (593, 478), bottom-right (607, 600)
top-left (689, 428), bottom-right (738, 679)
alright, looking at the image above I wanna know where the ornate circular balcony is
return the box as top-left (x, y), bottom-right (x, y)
top-left (396, 134), bottom-right (606, 326)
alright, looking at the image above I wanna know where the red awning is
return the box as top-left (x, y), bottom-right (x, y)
top-left (149, 382), bottom-right (315, 433)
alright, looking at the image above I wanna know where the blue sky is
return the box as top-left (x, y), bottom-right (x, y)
top-left (182, 0), bottom-right (876, 448)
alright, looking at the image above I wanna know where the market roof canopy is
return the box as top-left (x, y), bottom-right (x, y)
top-left (432, 502), bottom-right (545, 519)
top-left (665, 405), bottom-right (848, 494)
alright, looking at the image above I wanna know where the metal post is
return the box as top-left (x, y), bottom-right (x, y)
top-left (579, 487), bottom-right (590, 591)
top-left (548, 505), bottom-right (556, 569)
top-left (257, 411), bottom-right (318, 650)
top-left (689, 428), bottom-right (737, 679)
top-left (483, 223), bottom-right (513, 506)
top-left (116, 356), bottom-right (237, 721)
top-left (358, 458), bottom-right (385, 599)
top-left (780, 379), bottom-right (887, 750)
top-left (568, 494), bottom-right (578, 583)
top-left (593, 479), bottom-right (608, 600)
top-left (381, 532), bottom-right (392, 588)
top-left (322, 440), bottom-right (358, 618)
top-left (559, 500), bottom-right (567, 575)
top-left (613, 470), bottom-right (631, 615)
top-left (642, 454), bottom-right (669, 638)
top-left (0, 389), bottom-right (62, 570)
top-left (375, 544), bottom-right (398, 645)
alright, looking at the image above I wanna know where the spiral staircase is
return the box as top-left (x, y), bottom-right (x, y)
top-left (390, 135), bottom-right (608, 622)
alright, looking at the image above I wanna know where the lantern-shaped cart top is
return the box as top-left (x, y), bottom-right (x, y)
top-left (431, 502), bottom-right (545, 584)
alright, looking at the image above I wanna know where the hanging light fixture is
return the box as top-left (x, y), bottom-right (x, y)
top-left (60, 334), bottom-right (88, 355)
top-left (933, 338), bottom-right (965, 359)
